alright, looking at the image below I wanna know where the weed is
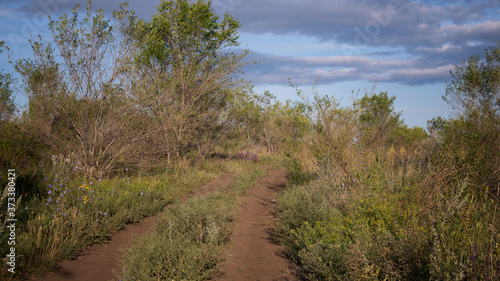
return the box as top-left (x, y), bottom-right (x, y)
top-left (117, 161), bottom-right (265, 280)
top-left (277, 148), bottom-right (499, 280)
top-left (0, 160), bottom-right (226, 279)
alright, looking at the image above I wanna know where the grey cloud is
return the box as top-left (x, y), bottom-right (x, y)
top-left (232, 0), bottom-right (499, 48)
top-left (234, 0), bottom-right (398, 39)
top-left (14, 0), bottom-right (499, 50)
top-left (244, 51), bottom-right (452, 86)
top-left (6, 0), bottom-right (499, 87)
top-left (10, 0), bottom-right (157, 20)
top-left (232, 0), bottom-right (499, 86)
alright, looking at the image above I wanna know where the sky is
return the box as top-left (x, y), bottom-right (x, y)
top-left (1, 0), bottom-right (499, 128)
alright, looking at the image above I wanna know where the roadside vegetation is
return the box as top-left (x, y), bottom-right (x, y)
top-left (1, 160), bottom-right (225, 279)
top-left (117, 163), bottom-right (265, 280)
top-left (0, 0), bottom-right (498, 280)
top-left (277, 46), bottom-right (499, 280)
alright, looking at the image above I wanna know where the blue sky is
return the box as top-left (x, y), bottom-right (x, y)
top-left (1, 0), bottom-right (499, 128)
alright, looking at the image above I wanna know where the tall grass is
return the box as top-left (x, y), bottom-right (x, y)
top-left (278, 149), bottom-right (499, 280)
top-left (117, 162), bottom-right (267, 280)
top-left (118, 193), bottom-right (237, 280)
top-left (0, 160), bottom-right (228, 280)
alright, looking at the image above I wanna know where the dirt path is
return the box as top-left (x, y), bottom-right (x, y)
top-left (29, 173), bottom-right (234, 281)
top-left (217, 168), bottom-right (298, 281)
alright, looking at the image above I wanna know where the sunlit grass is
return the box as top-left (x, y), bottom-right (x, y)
top-left (277, 149), bottom-right (499, 280)
top-left (117, 162), bottom-right (268, 280)
top-left (0, 159), bottom-right (236, 279)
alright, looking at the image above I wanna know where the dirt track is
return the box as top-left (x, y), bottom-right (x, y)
top-left (217, 168), bottom-right (298, 281)
top-left (29, 173), bottom-right (234, 281)
top-left (29, 169), bottom-right (297, 281)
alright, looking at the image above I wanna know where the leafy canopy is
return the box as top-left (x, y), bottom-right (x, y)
top-left (356, 91), bottom-right (402, 147)
top-left (444, 42), bottom-right (500, 118)
top-left (136, 0), bottom-right (241, 69)
top-left (0, 41), bottom-right (16, 121)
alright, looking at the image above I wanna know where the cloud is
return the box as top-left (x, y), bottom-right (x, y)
top-left (231, 0), bottom-right (500, 48)
top-left (244, 51), bottom-right (452, 86)
top-left (7, 0), bottom-right (158, 20)
top-left (11, 0), bottom-right (499, 52)
top-left (0, 8), bottom-right (17, 17)
top-left (231, 0), bottom-right (499, 86)
top-left (4, 0), bottom-right (499, 88)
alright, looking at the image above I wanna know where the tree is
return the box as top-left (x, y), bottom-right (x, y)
top-left (0, 40), bottom-right (18, 169)
top-left (15, 2), bottom-right (148, 178)
top-left (392, 124), bottom-right (427, 150)
top-left (444, 43), bottom-right (500, 121)
top-left (427, 116), bottom-right (446, 141)
top-left (252, 91), bottom-right (309, 155)
top-left (356, 91), bottom-right (402, 148)
top-left (0, 41), bottom-right (46, 181)
top-left (222, 86), bottom-right (265, 151)
top-left (294, 80), bottom-right (359, 179)
top-left (134, 0), bottom-right (249, 161)
top-left (441, 44), bottom-right (500, 192)
top-left (0, 41), bottom-right (15, 121)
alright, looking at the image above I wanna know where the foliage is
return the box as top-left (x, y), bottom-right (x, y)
top-left (440, 43), bottom-right (500, 193)
top-left (427, 116), bottom-right (447, 141)
top-left (0, 41), bottom-right (15, 121)
top-left (3, 0), bottom-right (498, 279)
top-left (0, 159), bottom-right (226, 279)
top-left (224, 89), bottom-right (310, 155)
top-left (133, 0), bottom-right (250, 162)
top-left (118, 164), bottom-right (264, 280)
top-left (356, 91), bottom-right (402, 148)
top-left (277, 48), bottom-right (500, 280)
top-left (119, 193), bottom-right (237, 280)
top-left (0, 42), bottom-right (49, 202)
top-left (0, 123), bottom-right (45, 176)
top-left (278, 148), bottom-right (499, 280)
top-left (444, 43), bottom-right (500, 119)
top-left (284, 156), bottom-right (316, 185)
top-left (15, 2), bottom-right (147, 178)
top-left (260, 93), bottom-right (309, 155)
top-left (392, 124), bottom-right (427, 150)
top-left (223, 86), bottom-right (263, 150)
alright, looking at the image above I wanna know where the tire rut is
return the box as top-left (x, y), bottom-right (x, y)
top-left (217, 168), bottom-right (298, 281)
top-left (28, 173), bottom-right (235, 281)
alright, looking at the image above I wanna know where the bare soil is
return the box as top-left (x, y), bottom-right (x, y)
top-left (217, 168), bottom-right (298, 281)
top-left (29, 172), bottom-right (234, 281)
top-left (28, 169), bottom-right (297, 281)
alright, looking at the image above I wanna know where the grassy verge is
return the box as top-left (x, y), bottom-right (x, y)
top-left (0, 160), bottom-right (229, 280)
top-left (117, 161), bottom-right (267, 280)
top-left (277, 152), bottom-right (499, 280)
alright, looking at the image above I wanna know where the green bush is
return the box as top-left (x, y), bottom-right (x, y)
top-left (278, 65), bottom-right (499, 280)
top-left (117, 160), bottom-right (266, 280)
top-left (0, 160), bottom-right (224, 279)
top-left (277, 149), bottom-right (499, 280)
top-left (283, 156), bottom-right (316, 185)
top-left (0, 175), bottom-right (170, 278)
top-left (118, 193), bottom-right (237, 280)
top-left (291, 220), bottom-right (351, 280)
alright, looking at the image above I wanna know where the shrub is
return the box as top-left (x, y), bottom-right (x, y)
top-left (278, 146), bottom-right (499, 280)
top-left (118, 193), bottom-right (237, 280)
top-left (0, 159), bottom-right (224, 279)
